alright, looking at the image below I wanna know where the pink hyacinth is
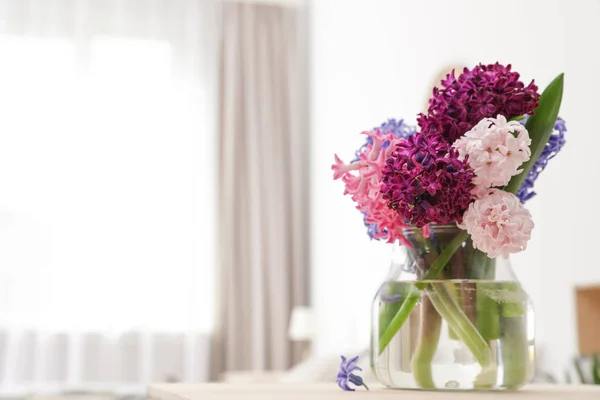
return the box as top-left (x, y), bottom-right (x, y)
top-left (453, 115), bottom-right (531, 189)
top-left (460, 189), bottom-right (534, 258)
top-left (332, 129), bottom-right (409, 245)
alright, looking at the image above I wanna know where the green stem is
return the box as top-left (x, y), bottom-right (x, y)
top-left (461, 281), bottom-right (477, 326)
top-left (377, 283), bottom-right (407, 339)
top-left (500, 282), bottom-right (526, 318)
top-left (428, 283), bottom-right (493, 368)
top-left (411, 296), bottom-right (442, 388)
top-left (448, 247), bottom-right (467, 339)
top-left (593, 354), bottom-right (600, 385)
top-left (378, 289), bottom-right (420, 355)
top-left (470, 254), bottom-right (501, 341)
top-left (500, 317), bottom-right (529, 388)
top-left (477, 282), bottom-right (501, 341)
top-left (446, 281), bottom-right (461, 340)
top-left (499, 283), bottom-right (529, 388)
top-left (410, 238), bottom-right (443, 387)
top-left (378, 231), bottom-right (468, 354)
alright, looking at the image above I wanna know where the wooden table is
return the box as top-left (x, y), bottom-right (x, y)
top-left (148, 383), bottom-right (600, 399)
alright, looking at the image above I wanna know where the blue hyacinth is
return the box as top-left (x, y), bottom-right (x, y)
top-left (516, 117), bottom-right (567, 203)
top-left (337, 355), bottom-right (369, 391)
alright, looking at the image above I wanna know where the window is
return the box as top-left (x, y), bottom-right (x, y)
top-left (0, 35), bottom-right (215, 334)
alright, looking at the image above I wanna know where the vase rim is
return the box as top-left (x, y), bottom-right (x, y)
top-left (402, 223), bottom-right (462, 235)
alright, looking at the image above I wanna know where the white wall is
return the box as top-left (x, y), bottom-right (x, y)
top-left (310, 0), bottom-right (600, 379)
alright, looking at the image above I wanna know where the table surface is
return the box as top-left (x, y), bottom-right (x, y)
top-left (148, 383), bottom-right (600, 400)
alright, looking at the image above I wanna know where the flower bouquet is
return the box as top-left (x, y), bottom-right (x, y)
top-left (332, 63), bottom-right (565, 390)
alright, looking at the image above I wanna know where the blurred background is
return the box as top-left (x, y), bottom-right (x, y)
top-left (0, 0), bottom-right (598, 397)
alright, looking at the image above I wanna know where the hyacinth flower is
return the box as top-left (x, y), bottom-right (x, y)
top-left (462, 189), bottom-right (534, 258)
top-left (375, 73), bottom-right (564, 389)
top-left (453, 115), bottom-right (532, 189)
top-left (333, 63), bottom-right (565, 390)
top-left (418, 63), bottom-right (540, 143)
top-left (349, 119), bottom-right (416, 240)
top-left (381, 132), bottom-right (474, 228)
top-left (332, 128), bottom-right (412, 246)
top-left (351, 118), bottom-right (417, 163)
top-left (380, 131), bottom-right (496, 387)
top-left (337, 356), bottom-right (369, 391)
top-left (516, 117), bottom-right (567, 202)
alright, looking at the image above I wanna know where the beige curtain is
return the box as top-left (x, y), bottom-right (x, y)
top-left (214, 1), bottom-right (310, 375)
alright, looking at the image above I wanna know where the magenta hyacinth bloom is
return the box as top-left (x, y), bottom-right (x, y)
top-left (381, 133), bottom-right (474, 227)
top-left (418, 63), bottom-right (540, 142)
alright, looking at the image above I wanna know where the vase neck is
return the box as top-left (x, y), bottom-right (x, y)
top-left (387, 237), bottom-right (519, 282)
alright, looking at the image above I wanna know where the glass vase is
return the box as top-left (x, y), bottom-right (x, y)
top-left (370, 225), bottom-right (534, 390)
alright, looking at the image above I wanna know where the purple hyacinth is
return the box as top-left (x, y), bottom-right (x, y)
top-left (337, 356), bottom-right (369, 391)
top-left (516, 117), bottom-right (567, 203)
top-left (353, 119), bottom-right (416, 238)
top-left (381, 132), bottom-right (474, 227)
top-left (419, 63), bottom-right (540, 142)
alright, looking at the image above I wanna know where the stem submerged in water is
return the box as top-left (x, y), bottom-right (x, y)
top-left (411, 296), bottom-right (442, 388)
top-left (477, 283), bottom-right (501, 341)
top-left (499, 283), bottom-right (530, 388)
top-left (378, 229), bottom-right (500, 389)
top-left (378, 231), bottom-right (469, 354)
top-left (500, 317), bottom-right (528, 388)
top-left (428, 283), bottom-right (493, 368)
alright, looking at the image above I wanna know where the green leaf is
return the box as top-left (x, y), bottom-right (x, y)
top-left (509, 115), bottom-right (526, 122)
top-left (504, 73), bottom-right (564, 195)
top-left (593, 354), bottom-right (600, 385)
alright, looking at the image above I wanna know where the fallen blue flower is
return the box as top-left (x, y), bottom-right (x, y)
top-left (337, 355), bottom-right (369, 391)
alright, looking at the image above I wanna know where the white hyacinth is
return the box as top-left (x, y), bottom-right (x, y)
top-left (453, 114), bottom-right (531, 189)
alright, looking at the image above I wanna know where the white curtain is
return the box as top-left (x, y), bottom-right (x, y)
top-left (215, 1), bottom-right (309, 374)
top-left (0, 0), bottom-right (218, 394)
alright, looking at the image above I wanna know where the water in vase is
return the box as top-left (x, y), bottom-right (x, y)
top-left (371, 280), bottom-right (534, 390)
